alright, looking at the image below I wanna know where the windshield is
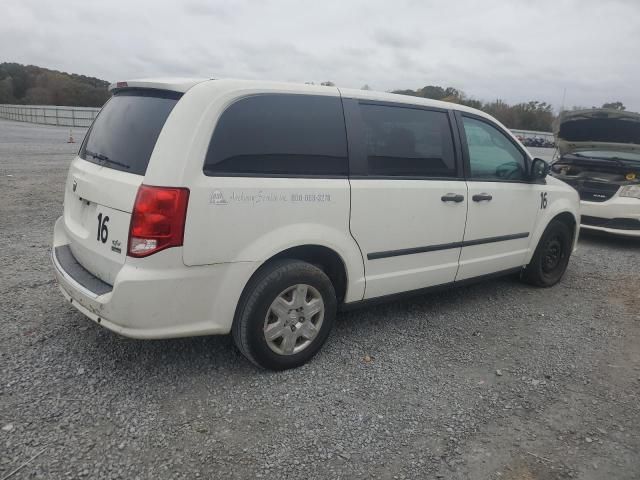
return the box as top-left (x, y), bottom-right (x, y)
top-left (80, 89), bottom-right (181, 175)
top-left (572, 150), bottom-right (640, 163)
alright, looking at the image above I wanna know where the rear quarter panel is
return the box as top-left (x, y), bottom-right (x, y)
top-left (150, 80), bottom-right (366, 303)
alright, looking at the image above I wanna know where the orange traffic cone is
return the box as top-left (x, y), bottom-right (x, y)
top-left (67, 129), bottom-right (75, 143)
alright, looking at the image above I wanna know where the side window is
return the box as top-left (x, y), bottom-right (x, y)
top-left (359, 104), bottom-right (457, 177)
top-left (204, 94), bottom-right (348, 176)
top-left (462, 116), bottom-right (527, 181)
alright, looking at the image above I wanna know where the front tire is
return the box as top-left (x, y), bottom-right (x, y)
top-left (522, 219), bottom-right (573, 287)
top-left (232, 259), bottom-right (337, 370)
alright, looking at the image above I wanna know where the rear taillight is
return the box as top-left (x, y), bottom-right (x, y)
top-left (128, 185), bottom-right (190, 258)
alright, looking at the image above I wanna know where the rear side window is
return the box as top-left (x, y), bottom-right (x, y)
top-left (359, 104), bottom-right (456, 177)
top-left (204, 94), bottom-right (348, 176)
top-left (80, 90), bottom-right (180, 175)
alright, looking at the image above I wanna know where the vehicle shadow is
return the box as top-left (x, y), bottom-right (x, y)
top-left (74, 274), bottom-right (526, 381)
top-left (578, 229), bottom-right (640, 249)
top-left (75, 318), bottom-right (259, 377)
top-left (334, 273), bottom-right (522, 329)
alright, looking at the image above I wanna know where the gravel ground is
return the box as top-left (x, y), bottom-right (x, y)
top-left (1, 119), bottom-right (639, 479)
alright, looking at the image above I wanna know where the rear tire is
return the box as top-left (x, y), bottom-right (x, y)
top-left (522, 219), bottom-right (573, 287)
top-left (232, 259), bottom-right (337, 370)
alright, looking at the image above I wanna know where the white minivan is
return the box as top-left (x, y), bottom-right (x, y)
top-left (52, 79), bottom-right (580, 370)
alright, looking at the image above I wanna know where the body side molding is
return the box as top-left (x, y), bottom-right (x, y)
top-left (367, 232), bottom-right (529, 260)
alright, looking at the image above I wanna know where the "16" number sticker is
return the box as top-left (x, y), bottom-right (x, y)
top-left (97, 213), bottom-right (109, 243)
top-left (540, 192), bottom-right (548, 209)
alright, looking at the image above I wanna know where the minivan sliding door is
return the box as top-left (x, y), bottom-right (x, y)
top-left (344, 98), bottom-right (467, 299)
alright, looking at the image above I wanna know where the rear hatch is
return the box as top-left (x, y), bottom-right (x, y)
top-left (63, 89), bottom-right (181, 285)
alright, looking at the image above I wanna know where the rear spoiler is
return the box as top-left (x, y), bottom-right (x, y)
top-left (109, 78), bottom-right (211, 94)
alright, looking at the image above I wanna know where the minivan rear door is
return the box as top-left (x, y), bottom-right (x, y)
top-left (62, 89), bottom-right (181, 285)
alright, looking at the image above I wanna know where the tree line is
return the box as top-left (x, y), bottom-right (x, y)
top-left (388, 85), bottom-right (627, 131)
top-left (0, 62), bottom-right (109, 107)
top-left (0, 63), bottom-right (628, 131)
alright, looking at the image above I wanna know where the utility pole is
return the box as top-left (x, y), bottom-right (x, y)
top-left (560, 87), bottom-right (567, 114)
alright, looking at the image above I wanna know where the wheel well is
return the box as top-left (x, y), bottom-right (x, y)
top-left (552, 212), bottom-right (578, 241)
top-left (269, 245), bottom-right (348, 303)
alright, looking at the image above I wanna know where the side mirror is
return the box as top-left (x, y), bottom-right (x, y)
top-left (530, 158), bottom-right (550, 180)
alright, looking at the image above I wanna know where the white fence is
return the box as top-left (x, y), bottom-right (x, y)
top-left (0, 104), bottom-right (100, 128)
top-left (510, 128), bottom-right (554, 142)
top-left (0, 104), bottom-right (556, 141)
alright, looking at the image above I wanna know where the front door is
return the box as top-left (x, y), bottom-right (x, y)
top-left (343, 98), bottom-right (468, 299)
top-left (455, 114), bottom-right (540, 280)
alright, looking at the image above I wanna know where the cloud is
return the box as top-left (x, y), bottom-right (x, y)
top-left (450, 37), bottom-right (514, 56)
top-left (373, 30), bottom-right (418, 50)
top-left (183, 1), bottom-right (234, 18)
top-left (1, 0), bottom-right (639, 111)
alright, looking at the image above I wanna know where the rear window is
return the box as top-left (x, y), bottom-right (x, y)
top-left (80, 90), bottom-right (181, 175)
top-left (203, 94), bottom-right (348, 176)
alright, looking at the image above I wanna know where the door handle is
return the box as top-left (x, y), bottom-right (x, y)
top-left (441, 193), bottom-right (465, 203)
top-left (472, 193), bottom-right (493, 202)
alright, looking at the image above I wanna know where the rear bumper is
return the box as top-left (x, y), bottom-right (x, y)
top-left (52, 217), bottom-right (256, 339)
top-left (580, 198), bottom-right (640, 237)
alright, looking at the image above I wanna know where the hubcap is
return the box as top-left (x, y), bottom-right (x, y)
top-left (263, 284), bottom-right (325, 355)
top-left (542, 235), bottom-right (563, 273)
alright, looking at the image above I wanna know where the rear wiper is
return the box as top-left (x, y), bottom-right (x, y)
top-left (571, 153), bottom-right (625, 166)
top-left (608, 156), bottom-right (640, 165)
top-left (592, 156), bottom-right (625, 166)
top-left (85, 149), bottom-right (130, 169)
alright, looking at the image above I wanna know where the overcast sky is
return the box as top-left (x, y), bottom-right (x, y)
top-left (3, 0), bottom-right (640, 111)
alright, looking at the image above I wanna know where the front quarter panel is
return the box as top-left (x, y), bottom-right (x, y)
top-left (526, 176), bottom-right (580, 263)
